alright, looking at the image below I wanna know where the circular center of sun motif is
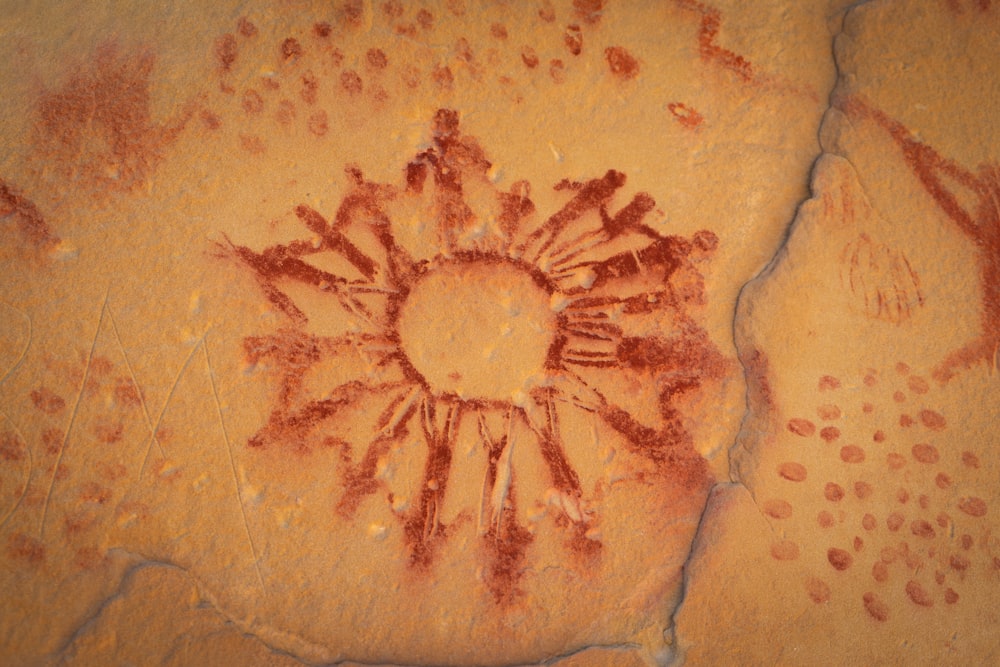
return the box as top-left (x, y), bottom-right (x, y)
top-left (397, 258), bottom-right (557, 402)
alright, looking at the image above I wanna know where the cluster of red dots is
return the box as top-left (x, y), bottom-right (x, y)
top-left (765, 365), bottom-right (991, 621)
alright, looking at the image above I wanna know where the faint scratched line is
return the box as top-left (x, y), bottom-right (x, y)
top-left (39, 288), bottom-right (109, 539)
top-left (0, 303), bottom-right (32, 391)
top-left (203, 333), bottom-right (266, 594)
top-left (107, 306), bottom-right (162, 458)
top-left (0, 413), bottom-right (33, 531)
top-left (138, 334), bottom-right (205, 480)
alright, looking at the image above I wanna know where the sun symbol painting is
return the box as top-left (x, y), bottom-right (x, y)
top-left (216, 108), bottom-right (730, 656)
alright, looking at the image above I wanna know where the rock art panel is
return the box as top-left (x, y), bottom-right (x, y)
top-left (0, 1), bottom-right (843, 664)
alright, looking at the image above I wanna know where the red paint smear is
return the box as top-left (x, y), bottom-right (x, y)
top-left (668, 102), bottom-right (703, 129)
top-left (521, 46), bottom-right (540, 69)
top-left (675, 0), bottom-right (752, 80)
top-left (604, 46), bottom-right (639, 80)
top-left (564, 25), bottom-right (583, 55)
top-left (843, 95), bottom-right (1000, 384)
top-left (0, 179), bottom-right (60, 251)
top-left (827, 547), bottom-right (853, 570)
top-left (863, 592), bottom-right (889, 621)
top-left (818, 375), bottom-right (841, 391)
top-left (787, 418), bottom-right (815, 437)
top-left (905, 580), bottom-right (934, 607)
top-left (33, 42), bottom-right (189, 193)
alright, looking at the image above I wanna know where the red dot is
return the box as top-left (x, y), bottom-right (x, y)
top-left (950, 554), bottom-right (969, 571)
top-left (862, 402), bottom-right (874, 413)
top-left (908, 376), bottom-right (930, 394)
top-left (787, 418), bottom-right (816, 437)
top-left (918, 494), bottom-right (930, 509)
top-left (897, 488), bottom-right (910, 504)
top-left (771, 540), bottom-right (800, 561)
top-left (854, 536), bottom-right (864, 551)
top-left (899, 414), bottom-right (914, 427)
top-left (862, 513), bottom-right (877, 530)
top-left (872, 561), bottom-right (888, 582)
top-left (905, 580), bottom-right (933, 607)
top-left (945, 588), bottom-right (959, 604)
top-left (854, 481), bottom-right (873, 499)
top-left (763, 499), bottom-right (793, 519)
top-left (893, 390), bottom-right (906, 403)
top-left (828, 547), bottom-right (853, 570)
top-left (863, 592), bottom-right (889, 621)
top-left (861, 593), bottom-right (889, 621)
top-left (962, 451), bottom-right (981, 468)
top-left (919, 409), bottom-right (946, 431)
top-left (895, 362), bottom-right (911, 375)
top-left (886, 453), bottom-right (906, 470)
top-left (910, 519), bottom-right (935, 539)
top-left (840, 445), bottom-right (865, 463)
top-left (958, 497), bottom-right (987, 517)
top-left (873, 430), bottom-right (886, 442)
top-left (886, 512), bottom-right (904, 531)
top-left (935, 472), bottom-right (952, 489)
top-left (819, 375), bottom-right (841, 391)
top-left (864, 373), bottom-right (877, 387)
top-left (817, 404), bottom-right (842, 420)
top-left (960, 534), bottom-right (973, 550)
top-left (806, 577), bottom-right (831, 604)
top-left (778, 462), bottom-right (808, 482)
top-left (825, 482), bottom-right (845, 502)
top-left (820, 426), bottom-right (841, 442)
top-left (818, 511), bottom-right (835, 528)
top-left (936, 512), bottom-right (950, 528)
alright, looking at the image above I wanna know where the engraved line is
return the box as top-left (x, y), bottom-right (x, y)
top-left (203, 334), bottom-right (266, 595)
top-left (107, 306), bottom-right (162, 458)
top-left (0, 413), bottom-right (33, 531)
top-left (0, 303), bottom-right (32, 391)
top-left (139, 335), bottom-right (205, 480)
top-left (39, 288), bottom-right (109, 539)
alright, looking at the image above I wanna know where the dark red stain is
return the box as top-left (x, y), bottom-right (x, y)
top-left (8, 533), bottom-right (45, 564)
top-left (238, 17), bottom-right (258, 38)
top-left (367, 48), bottom-right (388, 69)
top-left (843, 95), bottom-right (1000, 384)
top-left (300, 71), bottom-right (319, 104)
top-left (242, 89), bottom-right (264, 114)
top-left (199, 109), bottom-right (221, 130)
top-left (958, 497), bottom-right (987, 517)
top-left (778, 462), bottom-right (807, 482)
top-left (539, 1), bottom-right (556, 22)
top-left (840, 445), bottom-right (865, 463)
top-left (806, 578), bottom-right (830, 604)
top-left (787, 418), bottom-right (815, 437)
top-left (223, 109), bottom-right (722, 599)
top-left (215, 33), bottom-right (238, 72)
top-left (281, 38), bottom-right (303, 61)
top-left (818, 375), bottom-right (841, 391)
top-left (863, 592), bottom-right (889, 621)
top-left (911, 443), bottom-right (940, 464)
top-left (820, 426), bottom-right (840, 442)
top-left (604, 46), bottom-right (639, 80)
top-left (0, 179), bottom-right (59, 252)
top-left (573, 0), bottom-right (605, 23)
top-left (564, 25), bottom-right (583, 55)
top-left (32, 42), bottom-right (189, 194)
top-left (906, 580), bottom-right (934, 607)
top-left (31, 387), bottom-right (66, 415)
top-left (432, 65), bottom-right (454, 90)
top-left (668, 102), bottom-right (703, 130)
top-left (675, 0), bottom-right (753, 81)
top-left (824, 482), bottom-right (844, 502)
top-left (308, 111), bottom-right (329, 137)
top-left (417, 8), bottom-right (435, 29)
top-left (828, 547), bottom-right (853, 570)
top-left (313, 22), bottom-right (332, 38)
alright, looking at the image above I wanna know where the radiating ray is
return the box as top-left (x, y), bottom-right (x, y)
top-left (336, 385), bottom-right (423, 517)
top-left (519, 389), bottom-right (583, 522)
top-left (516, 170), bottom-right (627, 265)
top-left (547, 192), bottom-right (657, 270)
